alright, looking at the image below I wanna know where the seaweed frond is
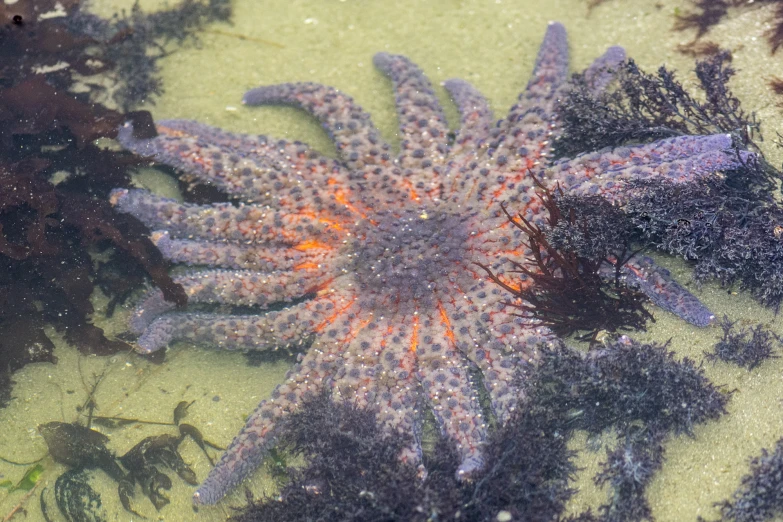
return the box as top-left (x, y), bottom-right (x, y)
top-left (674, 0), bottom-right (783, 55)
top-left (706, 316), bottom-right (781, 369)
top-left (556, 51), bottom-right (757, 158)
top-left (479, 183), bottom-right (651, 342)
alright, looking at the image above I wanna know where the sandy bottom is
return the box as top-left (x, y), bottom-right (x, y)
top-left (1, 0), bottom-right (782, 520)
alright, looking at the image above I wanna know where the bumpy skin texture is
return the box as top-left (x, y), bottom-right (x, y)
top-left (111, 22), bottom-right (752, 504)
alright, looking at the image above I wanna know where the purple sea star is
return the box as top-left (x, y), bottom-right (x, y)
top-left (111, 22), bottom-right (752, 504)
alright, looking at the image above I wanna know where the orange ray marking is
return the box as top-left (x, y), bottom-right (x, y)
top-left (343, 318), bottom-right (375, 345)
top-left (379, 323), bottom-right (394, 349)
top-left (294, 262), bottom-right (320, 271)
top-left (494, 247), bottom-right (532, 258)
top-left (321, 220), bottom-right (345, 232)
top-left (313, 297), bottom-right (357, 333)
top-left (437, 302), bottom-right (457, 347)
top-left (487, 271), bottom-right (527, 293)
top-left (309, 278), bottom-right (334, 293)
top-left (400, 179), bottom-right (422, 202)
top-left (409, 314), bottom-right (419, 354)
top-left (294, 239), bottom-right (333, 251)
top-left (334, 189), bottom-right (366, 219)
top-left (295, 210), bottom-right (346, 232)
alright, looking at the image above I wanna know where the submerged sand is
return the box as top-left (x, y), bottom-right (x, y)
top-left (1, 0), bottom-right (782, 520)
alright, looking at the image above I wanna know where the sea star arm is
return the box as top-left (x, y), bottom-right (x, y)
top-left (611, 255), bottom-right (715, 326)
top-left (438, 273), bottom-right (537, 420)
top-left (442, 78), bottom-right (493, 154)
top-left (172, 268), bottom-right (334, 308)
top-left (443, 281), bottom-right (520, 410)
top-left (551, 133), bottom-right (737, 178)
top-left (193, 332), bottom-right (345, 504)
top-left (150, 230), bottom-right (333, 271)
top-left (491, 22), bottom-right (569, 166)
top-left (130, 268), bottom-right (336, 334)
top-left (242, 82), bottom-right (394, 174)
top-left (330, 307), bottom-right (488, 477)
top-left (192, 296), bottom-right (437, 505)
top-left (582, 45), bottom-right (626, 93)
top-left (372, 53), bottom-right (451, 176)
top-left (462, 22), bottom-right (568, 207)
top-left (470, 195), bottom-right (718, 329)
top-left (148, 119), bottom-right (319, 160)
top-left (472, 199), bottom-right (717, 328)
top-left (116, 121), bottom-right (349, 208)
top-left (549, 134), bottom-right (754, 202)
top-left (331, 311), bottom-right (426, 466)
top-left (133, 290), bottom-right (347, 353)
top-left (416, 307), bottom-right (489, 476)
top-left (110, 189), bottom-right (345, 245)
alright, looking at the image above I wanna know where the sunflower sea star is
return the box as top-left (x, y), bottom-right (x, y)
top-left (111, 22), bottom-right (752, 504)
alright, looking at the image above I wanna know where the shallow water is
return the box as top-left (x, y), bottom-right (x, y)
top-left (1, 0), bottom-right (782, 520)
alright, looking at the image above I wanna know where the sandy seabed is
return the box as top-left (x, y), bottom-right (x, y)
top-left (2, 0), bottom-right (783, 520)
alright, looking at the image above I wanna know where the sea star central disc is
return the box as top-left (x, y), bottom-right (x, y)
top-left (349, 208), bottom-right (471, 308)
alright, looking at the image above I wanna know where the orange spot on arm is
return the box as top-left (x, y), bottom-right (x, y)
top-left (409, 315), bottom-right (419, 354)
top-left (334, 189), bottom-right (366, 219)
top-left (294, 240), bottom-right (333, 251)
top-left (313, 298), bottom-right (357, 333)
top-left (437, 303), bottom-right (457, 347)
